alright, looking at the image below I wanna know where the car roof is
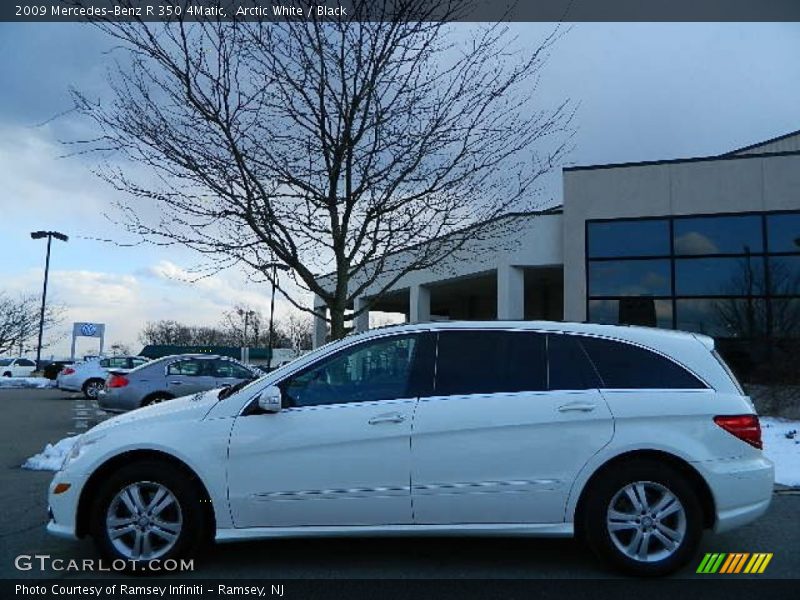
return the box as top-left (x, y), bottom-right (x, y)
top-left (345, 320), bottom-right (714, 351)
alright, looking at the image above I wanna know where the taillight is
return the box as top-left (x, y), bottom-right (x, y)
top-left (62, 367), bottom-right (75, 375)
top-left (107, 374), bottom-right (129, 388)
top-left (714, 415), bottom-right (762, 449)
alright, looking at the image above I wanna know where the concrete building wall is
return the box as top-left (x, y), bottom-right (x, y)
top-left (317, 212), bottom-right (563, 299)
top-left (312, 211), bottom-right (564, 346)
top-left (563, 152), bottom-right (800, 322)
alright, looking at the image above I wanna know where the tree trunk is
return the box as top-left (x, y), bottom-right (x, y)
top-left (329, 304), bottom-right (347, 341)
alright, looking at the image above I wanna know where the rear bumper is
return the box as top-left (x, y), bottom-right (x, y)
top-left (97, 389), bottom-right (140, 412)
top-left (692, 455), bottom-right (774, 533)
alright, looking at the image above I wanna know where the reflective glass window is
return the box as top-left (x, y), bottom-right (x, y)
top-left (673, 215), bottom-right (762, 255)
top-left (768, 256), bottom-right (800, 296)
top-left (770, 298), bottom-right (800, 338)
top-left (588, 298), bottom-right (673, 328)
top-left (675, 257), bottom-right (765, 296)
top-left (588, 260), bottom-right (671, 297)
top-left (676, 298), bottom-right (767, 338)
top-left (587, 220), bottom-right (669, 258)
top-left (766, 213), bottom-right (800, 253)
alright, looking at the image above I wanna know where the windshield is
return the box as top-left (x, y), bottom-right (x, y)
top-left (0, 359), bottom-right (11, 366)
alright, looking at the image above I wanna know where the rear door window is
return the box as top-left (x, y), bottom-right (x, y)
top-left (167, 359), bottom-right (210, 376)
top-left (547, 334), bottom-right (602, 390)
top-left (578, 336), bottom-right (705, 389)
top-left (434, 330), bottom-right (547, 396)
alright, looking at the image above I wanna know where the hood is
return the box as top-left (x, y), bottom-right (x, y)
top-left (92, 389), bottom-right (220, 433)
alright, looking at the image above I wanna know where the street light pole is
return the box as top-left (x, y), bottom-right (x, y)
top-left (264, 262), bottom-right (289, 369)
top-left (30, 231), bottom-right (68, 369)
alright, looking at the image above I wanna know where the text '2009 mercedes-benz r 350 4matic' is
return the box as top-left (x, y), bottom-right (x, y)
top-left (46, 321), bottom-right (773, 576)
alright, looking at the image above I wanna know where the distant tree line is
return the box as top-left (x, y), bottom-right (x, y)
top-left (138, 305), bottom-right (313, 356)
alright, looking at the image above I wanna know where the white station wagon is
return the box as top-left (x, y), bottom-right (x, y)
top-left (47, 321), bottom-right (773, 575)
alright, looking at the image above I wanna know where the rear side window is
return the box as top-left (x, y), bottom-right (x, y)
top-left (547, 334), bottom-right (602, 390)
top-left (579, 336), bottom-right (705, 389)
top-left (435, 331), bottom-right (547, 396)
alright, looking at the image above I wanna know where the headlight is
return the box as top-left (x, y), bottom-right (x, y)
top-left (60, 434), bottom-right (104, 471)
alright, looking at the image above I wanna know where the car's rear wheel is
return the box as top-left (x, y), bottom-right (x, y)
top-left (143, 393), bottom-right (173, 407)
top-left (2, 372), bottom-right (10, 377)
top-left (90, 461), bottom-right (207, 570)
top-left (83, 378), bottom-right (105, 400)
top-left (582, 459), bottom-right (703, 576)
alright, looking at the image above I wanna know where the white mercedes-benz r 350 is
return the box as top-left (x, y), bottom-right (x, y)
top-left (47, 321), bottom-right (773, 576)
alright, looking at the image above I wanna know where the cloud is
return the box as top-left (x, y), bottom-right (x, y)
top-left (2, 263), bottom-right (308, 359)
top-left (674, 232), bottom-right (720, 255)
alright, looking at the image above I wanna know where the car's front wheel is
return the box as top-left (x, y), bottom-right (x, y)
top-left (582, 458), bottom-right (703, 576)
top-left (2, 372), bottom-right (10, 377)
top-left (90, 461), bottom-right (207, 570)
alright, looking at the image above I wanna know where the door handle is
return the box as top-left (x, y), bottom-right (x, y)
top-left (557, 402), bottom-right (597, 412)
top-left (368, 412), bottom-right (405, 425)
top-left (169, 381), bottom-right (183, 385)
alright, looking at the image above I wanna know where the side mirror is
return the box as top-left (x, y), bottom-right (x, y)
top-left (257, 385), bottom-right (282, 413)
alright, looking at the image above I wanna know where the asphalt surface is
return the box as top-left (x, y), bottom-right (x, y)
top-left (0, 387), bottom-right (798, 580)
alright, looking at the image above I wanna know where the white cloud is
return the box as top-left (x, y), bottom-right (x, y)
top-left (2, 261), bottom-right (311, 359)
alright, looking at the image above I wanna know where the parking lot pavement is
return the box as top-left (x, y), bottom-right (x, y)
top-left (1, 388), bottom-right (798, 579)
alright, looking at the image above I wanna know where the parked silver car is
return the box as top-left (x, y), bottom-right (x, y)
top-left (98, 354), bottom-right (260, 413)
top-left (57, 355), bottom-right (150, 399)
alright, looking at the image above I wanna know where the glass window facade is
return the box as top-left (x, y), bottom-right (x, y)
top-left (586, 211), bottom-right (800, 383)
top-left (587, 219), bottom-right (670, 258)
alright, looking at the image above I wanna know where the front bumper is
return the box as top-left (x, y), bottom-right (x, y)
top-left (46, 471), bottom-right (87, 540)
top-left (693, 454), bottom-right (774, 533)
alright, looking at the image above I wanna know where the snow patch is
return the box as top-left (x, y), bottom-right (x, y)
top-left (761, 417), bottom-right (800, 487)
top-left (21, 435), bottom-right (80, 471)
top-left (0, 377), bottom-right (55, 389)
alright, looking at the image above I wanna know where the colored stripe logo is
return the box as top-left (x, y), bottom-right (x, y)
top-left (696, 553), bottom-right (773, 574)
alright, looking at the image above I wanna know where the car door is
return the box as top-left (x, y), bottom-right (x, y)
top-left (213, 359), bottom-right (255, 389)
top-left (15, 359), bottom-right (36, 377)
top-left (410, 330), bottom-right (614, 525)
top-left (227, 333), bottom-right (433, 528)
top-left (165, 358), bottom-right (218, 396)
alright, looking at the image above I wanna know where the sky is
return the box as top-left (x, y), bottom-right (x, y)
top-left (0, 22), bottom-right (798, 358)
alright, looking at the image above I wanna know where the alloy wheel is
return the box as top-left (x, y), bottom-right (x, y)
top-left (86, 381), bottom-right (103, 399)
top-left (606, 480), bottom-right (687, 563)
top-left (106, 481), bottom-right (183, 561)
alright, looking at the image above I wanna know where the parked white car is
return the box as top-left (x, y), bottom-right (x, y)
top-left (0, 357), bottom-right (37, 377)
top-left (47, 321), bottom-right (773, 575)
top-left (57, 356), bottom-right (150, 399)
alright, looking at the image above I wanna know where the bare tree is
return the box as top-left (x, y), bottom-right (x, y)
top-left (221, 304), bottom-right (264, 347)
top-left (0, 293), bottom-right (64, 356)
top-left (138, 320), bottom-right (193, 346)
top-left (74, 2), bottom-right (573, 339)
top-left (108, 342), bottom-right (132, 356)
top-left (279, 313), bottom-right (314, 356)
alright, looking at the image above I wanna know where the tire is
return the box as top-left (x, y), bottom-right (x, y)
top-left (142, 393), bottom-right (173, 407)
top-left (2, 372), bottom-right (10, 377)
top-left (582, 458), bottom-right (703, 577)
top-left (83, 379), bottom-right (105, 400)
top-left (90, 460), bottom-right (207, 571)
